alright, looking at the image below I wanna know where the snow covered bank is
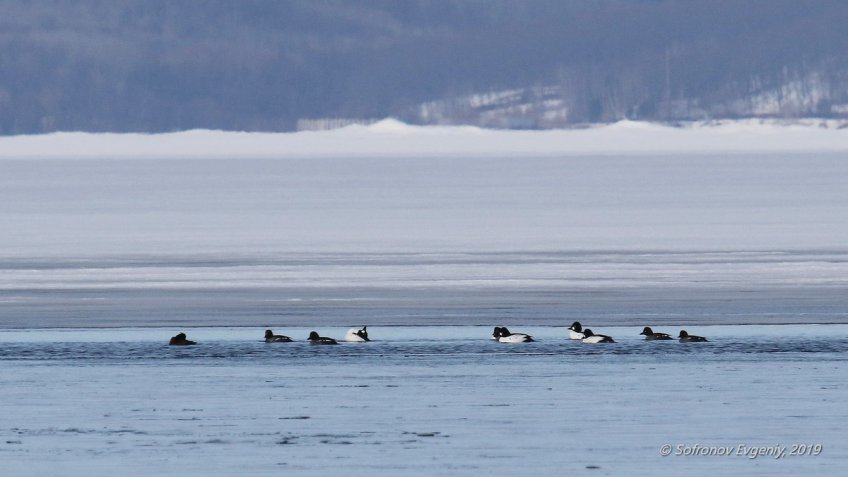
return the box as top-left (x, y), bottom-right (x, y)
top-left (2, 118), bottom-right (848, 159)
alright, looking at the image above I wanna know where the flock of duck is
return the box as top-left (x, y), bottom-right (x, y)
top-left (168, 323), bottom-right (708, 346)
top-left (168, 327), bottom-right (370, 345)
top-left (491, 322), bottom-right (707, 343)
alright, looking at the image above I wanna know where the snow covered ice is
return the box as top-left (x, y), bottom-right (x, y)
top-left (3, 118), bottom-right (848, 159)
top-left (1, 120), bottom-right (847, 475)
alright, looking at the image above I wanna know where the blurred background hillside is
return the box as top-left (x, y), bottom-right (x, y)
top-left (2, 0), bottom-right (847, 134)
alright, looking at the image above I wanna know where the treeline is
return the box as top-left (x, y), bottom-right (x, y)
top-left (1, 0), bottom-right (847, 134)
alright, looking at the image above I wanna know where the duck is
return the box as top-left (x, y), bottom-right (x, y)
top-left (264, 329), bottom-right (293, 343)
top-left (168, 332), bottom-right (196, 346)
top-left (678, 330), bottom-right (708, 342)
top-left (581, 328), bottom-right (615, 343)
top-left (492, 326), bottom-right (534, 343)
top-left (344, 326), bottom-right (370, 342)
top-left (568, 321), bottom-right (585, 340)
top-left (639, 326), bottom-right (672, 340)
top-left (308, 331), bottom-right (338, 345)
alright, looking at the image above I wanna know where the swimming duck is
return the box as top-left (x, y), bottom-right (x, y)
top-left (568, 321), bottom-right (585, 340)
top-left (581, 329), bottom-right (615, 343)
top-left (168, 332), bottom-right (196, 346)
top-left (678, 330), bottom-right (708, 342)
top-left (492, 326), bottom-right (534, 343)
top-left (264, 329), bottom-right (292, 343)
top-left (308, 331), bottom-right (338, 345)
top-left (344, 326), bottom-right (370, 342)
top-left (639, 326), bottom-right (672, 340)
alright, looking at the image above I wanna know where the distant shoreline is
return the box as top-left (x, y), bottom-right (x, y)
top-left (2, 118), bottom-right (848, 159)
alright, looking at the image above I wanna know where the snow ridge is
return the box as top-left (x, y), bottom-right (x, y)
top-left (1, 119), bottom-right (847, 159)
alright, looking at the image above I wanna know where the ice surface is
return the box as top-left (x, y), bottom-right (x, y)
top-left (1, 250), bottom-right (847, 328)
top-left (2, 153), bottom-right (848, 255)
top-left (3, 122), bottom-right (848, 259)
top-left (2, 147), bottom-right (847, 328)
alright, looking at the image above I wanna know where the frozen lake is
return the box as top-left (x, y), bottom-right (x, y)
top-left (1, 249), bottom-right (848, 328)
top-left (1, 153), bottom-right (848, 328)
top-left (1, 325), bottom-right (846, 476)
top-left (3, 153), bottom-right (848, 256)
top-left (1, 145), bottom-right (847, 475)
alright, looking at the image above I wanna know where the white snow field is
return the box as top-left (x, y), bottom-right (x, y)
top-left (2, 118), bottom-right (848, 159)
top-left (1, 120), bottom-right (847, 475)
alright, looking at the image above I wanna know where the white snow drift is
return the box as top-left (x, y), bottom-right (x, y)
top-left (1, 118), bottom-right (848, 159)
